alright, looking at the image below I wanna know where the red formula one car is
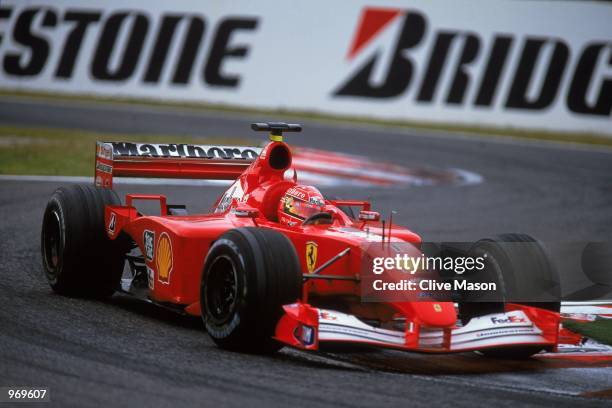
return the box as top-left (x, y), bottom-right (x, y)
top-left (41, 123), bottom-right (561, 357)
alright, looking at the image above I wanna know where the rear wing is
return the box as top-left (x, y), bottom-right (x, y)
top-left (95, 141), bottom-right (262, 188)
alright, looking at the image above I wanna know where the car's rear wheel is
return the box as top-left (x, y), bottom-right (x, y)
top-left (458, 233), bottom-right (560, 358)
top-left (41, 185), bottom-right (125, 298)
top-left (201, 227), bottom-right (302, 353)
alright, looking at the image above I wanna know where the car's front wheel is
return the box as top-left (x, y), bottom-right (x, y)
top-left (460, 233), bottom-right (560, 358)
top-left (201, 227), bottom-right (302, 353)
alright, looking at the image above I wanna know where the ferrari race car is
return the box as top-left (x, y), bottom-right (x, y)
top-left (41, 122), bottom-right (562, 357)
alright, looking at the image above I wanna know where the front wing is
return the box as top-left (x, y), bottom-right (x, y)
top-left (274, 303), bottom-right (560, 353)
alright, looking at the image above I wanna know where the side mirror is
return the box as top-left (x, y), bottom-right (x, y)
top-left (234, 206), bottom-right (260, 218)
top-left (358, 210), bottom-right (380, 221)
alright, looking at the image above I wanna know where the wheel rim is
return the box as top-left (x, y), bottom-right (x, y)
top-left (205, 255), bottom-right (238, 324)
top-left (43, 209), bottom-right (62, 275)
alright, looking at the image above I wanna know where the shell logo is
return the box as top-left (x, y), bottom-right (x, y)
top-left (156, 232), bottom-right (173, 284)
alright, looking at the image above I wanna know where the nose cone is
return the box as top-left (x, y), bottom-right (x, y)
top-left (410, 302), bottom-right (457, 327)
top-left (360, 241), bottom-right (458, 327)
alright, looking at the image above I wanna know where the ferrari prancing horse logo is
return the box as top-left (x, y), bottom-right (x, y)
top-left (306, 241), bottom-right (318, 273)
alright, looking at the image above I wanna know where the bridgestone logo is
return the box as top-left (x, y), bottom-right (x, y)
top-left (0, 3), bottom-right (609, 131)
top-left (336, 8), bottom-right (611, 117)
top-left (0, 6), bottom-right (257, 87)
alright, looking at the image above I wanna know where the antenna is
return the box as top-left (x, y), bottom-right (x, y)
top-left (251, 122), bottom-right (302, 142)
top-left (388, 210), bottom-right (396, 243)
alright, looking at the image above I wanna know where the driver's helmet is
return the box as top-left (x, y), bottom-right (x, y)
top-left (278, 185), bottom-right (326, 226)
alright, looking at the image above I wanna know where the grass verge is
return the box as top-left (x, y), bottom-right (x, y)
top-left (563, 318), bottom-right (612, 347)
top-left (2, 89), bottom-right (612, 148)
top-left (0, 126), bottom-right (250, 176)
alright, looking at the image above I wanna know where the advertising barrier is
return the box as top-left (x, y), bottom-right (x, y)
top-left (0, 0), bottom-right (610, 135)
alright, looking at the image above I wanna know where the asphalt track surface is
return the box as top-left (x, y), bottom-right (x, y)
top-left (1, 97), bottom-right (611, 407)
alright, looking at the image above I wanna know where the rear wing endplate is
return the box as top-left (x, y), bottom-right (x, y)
top-left (95, 141), bottom-right (262, 188)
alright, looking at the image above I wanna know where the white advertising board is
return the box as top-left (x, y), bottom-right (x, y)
top-left (0, 0), bottom-right (610, 134)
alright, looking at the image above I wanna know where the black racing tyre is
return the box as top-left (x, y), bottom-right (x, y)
top-left (41, 185), bottom-right (125, 298)
top-left (201, 227), bottom-right (302, 354)
top-left (459, 233), bottom-right (560, 358)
